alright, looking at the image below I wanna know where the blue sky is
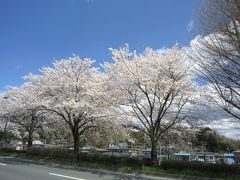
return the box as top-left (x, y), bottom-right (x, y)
top-left (0, 0), bottom-right (196, 92)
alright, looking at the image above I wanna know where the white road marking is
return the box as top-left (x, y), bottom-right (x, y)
top-left (49, 173), bottom-right (86, 180)
top-left (0, 163), bottom-right (7, 166)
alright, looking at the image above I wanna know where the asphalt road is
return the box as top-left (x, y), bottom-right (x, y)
top-left (0, 156), bottom-right (176, 180)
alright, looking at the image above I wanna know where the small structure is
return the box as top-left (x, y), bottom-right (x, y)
top-left (195, 152), bottom-right (216, 163)
top-left (204, 152), bottom-right (216, 163)
top-left (138, 148), bottom-right (152, 158)
top-left (214, 153), bottom-right (223, 164)
top-left (233, 150), bottom-right (240, 164)
top-left (138, 148), bottom-right (164, 160)
top-left (224, 153), bottom-right (235, 164)
top-left (104, 143), bottom-right (130, 156)
top-left (194, 152), bottom-right (204, 162)
top-left (174, 153), bottom-right (191, 161)
top-left (159, 151), bottom-right (237, 164)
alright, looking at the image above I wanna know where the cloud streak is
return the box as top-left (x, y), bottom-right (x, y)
top-left (187, 20), bottom-right (194, 32)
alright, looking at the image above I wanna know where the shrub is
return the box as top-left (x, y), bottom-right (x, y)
top-left (78, 152), bottom-right (144, 167)
top-left (27, 147), bottom-right (73, 159)
top-left (0, 147), bottom-right (26, 154)
top-left (26, 147), bottom-right (145, 167)
top-left (161, 160), bottom-right (240, 174)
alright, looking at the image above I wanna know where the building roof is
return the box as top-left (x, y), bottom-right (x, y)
top-left (175, 153), bottom-right (191, 156)
top-left (107, 143), bottom-right (129, 150)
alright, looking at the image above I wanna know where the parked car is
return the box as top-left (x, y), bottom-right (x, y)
top-left (31, 144), bottom-right (44, 148)
top-left (31, 140), bottom-right (44, 148)
top-left (7, 140), bottom-right (23, 150)
top-left (80, 147), bottom-right (96, 153)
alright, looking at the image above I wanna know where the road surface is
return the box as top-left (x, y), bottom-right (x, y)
top-left (0, 156), bottom-right (176, 180)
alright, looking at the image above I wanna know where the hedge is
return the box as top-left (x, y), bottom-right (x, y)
top-left (27, 147), bottom-right (146, 167)
top-left (0, 147), bottom-right (26, 154)
top-left (161, 160), bottom-right (240, 174)
top-left (27, 147), bottom-right (74, 159)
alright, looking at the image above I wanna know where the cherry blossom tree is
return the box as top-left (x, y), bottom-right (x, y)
top-left (104, 45), bottom-right (195, 165)
top-left (25, 56), bottom-right (122, 158)
top-left (3, 83), bottom-right (47, 147)
top-left (83, 122), bottom-right (129, 148)
top-left (0, 94), bottom-right (15, 147)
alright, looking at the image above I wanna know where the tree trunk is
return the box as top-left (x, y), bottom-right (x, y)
top-left (0, 133), bottom-right (3, 149)
top-left (27, 131), bottom-right (33, 147)
top-left (0, 122), bottom-right (8, 148)
top-left (151, 139), bottom-right (158, 166)
top-left (73, 131), bottom-right (80, 159)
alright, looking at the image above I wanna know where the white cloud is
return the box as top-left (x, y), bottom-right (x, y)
top-left (208, 118), bottom-right (240, 140)
top-left (155, 46), bottom-right (168, 55)
top-left (187, 20), bottom-right (194, 32)
top-left (153, 34), bottom-right (240, 140)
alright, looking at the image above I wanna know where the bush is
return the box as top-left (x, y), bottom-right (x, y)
top-left (27, 147), bottom-right (73, 159)
top-left (78, 152), bottom-right (144, 167)
top-left (27, 147), bottom-right (145, 167)
top-left (161, 160), bottom-right (240, 174)
top-left (0, 147), bottom-right (26, 154)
